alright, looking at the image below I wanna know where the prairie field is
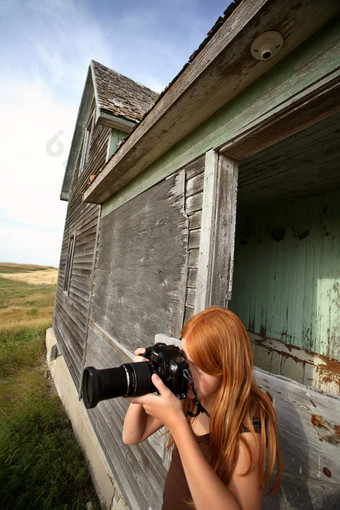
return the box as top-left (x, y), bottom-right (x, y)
top-left (0, 263), bottom-right (99, 509)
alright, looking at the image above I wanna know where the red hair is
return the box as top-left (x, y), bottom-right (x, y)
top-left (181, 306), bottom-right (281, 493)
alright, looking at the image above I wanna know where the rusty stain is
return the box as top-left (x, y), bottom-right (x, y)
top-left (311, 414), bottom-right (325, 428)
top-left (316, 355), bottom-right (340, 376)
top-left (311, 415), bottom-right (340, 445)
top-left (294, 229), bottom-right (310, 240)
top-left (271, 227), bottom-right (285, 242)
top-left (310, 399), bottom-right (317, 408)
top-left (323, 467), bottom-right (332, 478)
top-left (254, 336), bottom-right (340, 387)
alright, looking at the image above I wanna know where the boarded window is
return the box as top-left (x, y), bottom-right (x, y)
top-left (92, 171), bottom-right (188, 353)
top-left (63, 233), bottom-right (76, 294)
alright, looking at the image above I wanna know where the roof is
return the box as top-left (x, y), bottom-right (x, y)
top-left (61, 60), bottom-right (159, 200)
top-left (83, 0), bottom-right (340, 205)
top-left (92, 60), bottom-right (159, 123)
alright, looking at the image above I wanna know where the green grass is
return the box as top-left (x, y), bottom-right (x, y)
top-left (0, 266), bottom-right (100, 509)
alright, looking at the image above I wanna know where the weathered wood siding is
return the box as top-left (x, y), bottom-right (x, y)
top-left (92, 170), bottom-right (188, 348)
top-left (256, 369), bottom-right (340, 510)
top-left (230, 189), bottom-right (340, 389)
top-left (79, 157), bottom-right (204, 509)
top-left (53, 121), bottom-right (110, 388)
top-left (184, 157), bottom-right (205, 321)
top-left (84, 325), bottom-right (167, 510)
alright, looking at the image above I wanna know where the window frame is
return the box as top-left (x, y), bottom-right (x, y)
top-left (63, 232), bottom-right (76, 295)
top-left (79, 110), bottom-right (95, 174)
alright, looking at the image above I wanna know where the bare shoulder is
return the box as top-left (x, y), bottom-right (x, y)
top-left (227, 433), bottom-right (262, 510)
top-left (234, 432), bottom-right (261, 475)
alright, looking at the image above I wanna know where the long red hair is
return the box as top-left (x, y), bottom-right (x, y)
top-left (181, 306), bottom-right (281, 493)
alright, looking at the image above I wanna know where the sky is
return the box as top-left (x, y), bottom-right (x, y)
top-left (0, 0), bottom-right (231, 267)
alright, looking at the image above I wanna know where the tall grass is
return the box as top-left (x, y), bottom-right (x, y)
top-left (0, 272), bottom-right (100, 509)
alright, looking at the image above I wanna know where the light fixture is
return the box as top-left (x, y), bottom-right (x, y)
top-left (251, 31), bottom-right (284, 61)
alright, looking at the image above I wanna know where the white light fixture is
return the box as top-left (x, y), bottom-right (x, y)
top-left (251, 31), bottom-right (284, 61)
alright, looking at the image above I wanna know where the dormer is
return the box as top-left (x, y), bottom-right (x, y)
top-left (61, 60), bottom-right (158, 201)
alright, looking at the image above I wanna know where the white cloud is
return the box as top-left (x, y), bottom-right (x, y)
top-left (0, 77), bottom-right (71, 265)
top-left (0, 78), bottom-right (72, 228)
top-left (0, 0), bottom-right (232, 266)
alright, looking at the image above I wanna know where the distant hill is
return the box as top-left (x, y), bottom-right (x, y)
top-left (0, 263), bottom-right (58, 285)
top-left (0, 262), bottom-right (57, 274)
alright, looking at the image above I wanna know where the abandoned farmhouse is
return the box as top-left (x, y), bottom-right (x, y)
top-left (47, 0), bottom-right (340, 508)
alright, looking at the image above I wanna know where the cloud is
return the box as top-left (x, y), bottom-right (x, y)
top-left (0, 77), bottom-right (71, 265)
top-left (0, 77), bottom-right (72, 227)
top-left (0, 0), bottom-right (231, 265)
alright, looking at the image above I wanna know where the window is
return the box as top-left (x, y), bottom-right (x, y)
top-left (63, 233), bottom-right (76, 294)
top-left (79, 111), bottom-right (95, 174)
top-left (106, 129), bottom-right (128, 162)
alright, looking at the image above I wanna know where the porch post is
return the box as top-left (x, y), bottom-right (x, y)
top-left (195, 151), bottom-right (238, 312)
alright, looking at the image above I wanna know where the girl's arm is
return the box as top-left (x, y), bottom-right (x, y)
top-left (122, 348), bottom-right (163, 445)
top-left (173, 424), bottom-right (262, 510)
top-left (132, 373), bottom-right (262, 510)
top-left (122, 400), bottom-right (163, 444)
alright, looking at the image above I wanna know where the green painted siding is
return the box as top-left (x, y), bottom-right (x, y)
top-left (230, 190), bottom-right (340, 360)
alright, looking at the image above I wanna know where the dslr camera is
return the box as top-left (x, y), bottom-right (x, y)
top-left (82, 342), bottom-right (189, 409)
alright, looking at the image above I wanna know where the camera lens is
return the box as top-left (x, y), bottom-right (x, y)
top-left (82, 361), bottom-right (153, 409)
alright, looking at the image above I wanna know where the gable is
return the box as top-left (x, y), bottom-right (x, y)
top-left (60, 61), bottom-right (158, 201)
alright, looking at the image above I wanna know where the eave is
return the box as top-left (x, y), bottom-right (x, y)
top-left (83, 0), bottom-right (340, 205)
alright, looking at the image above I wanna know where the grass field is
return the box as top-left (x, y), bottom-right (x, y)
top-left (0, 263), bottom-right (100, 510)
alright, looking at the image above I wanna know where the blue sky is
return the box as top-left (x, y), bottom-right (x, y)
top-left (0, 0), bottom-right (231, 267)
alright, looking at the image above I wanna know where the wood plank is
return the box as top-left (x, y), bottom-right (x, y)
top-left (187, 268), bottom-right (198, 288)
top-left (188, 248), bottom-right (199, 268)
top-left (188, 229), bottom-right (200, 249)
top-left (210, 155), bottom-right (238, 304)
top-left (186, 172), bottom-right (204, 197)
top-left (185, 156), bottom-right (205, 181)
top-left (186, 287), bottom-right (196, 308)
top-left (188, 210), bottom-right (202, 230)
top-left (195, 150), bottom-right (218, 312)
top-left (185, 191), bottom-right (203, 215)
top-left (255, 368), bottom-right (340, 509)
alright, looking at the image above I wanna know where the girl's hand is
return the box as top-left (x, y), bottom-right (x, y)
top-left (132, 347), bottom-right (148, 363)
top-left (128, 374), bottom-right (187, 433)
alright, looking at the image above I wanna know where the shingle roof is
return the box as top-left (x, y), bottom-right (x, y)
top-left (91, 60), bottom-right (159, 123)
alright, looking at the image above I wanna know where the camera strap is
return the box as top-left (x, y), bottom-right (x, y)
top-left (183, 369), bottom-right (210, 418)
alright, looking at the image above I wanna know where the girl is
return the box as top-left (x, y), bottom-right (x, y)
top-left (123, 306), bottom-right (281, 509)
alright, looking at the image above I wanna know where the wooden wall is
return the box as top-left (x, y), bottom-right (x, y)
top-left (80, 156), bottom-right (204, 509)
top-left (53, 121), bottom-right (110, 388)
top-left (230, 189), bottom-right (340, 364)
top-left (183, 157), bottom-right (205, 321)
top-left (92, 170), bottom-right (188, 348)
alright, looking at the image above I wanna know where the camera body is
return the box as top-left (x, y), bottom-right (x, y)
top-left (82, 342), bottom-right (189, 409)
top-left (143, 342), bottom-right (189, 399)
